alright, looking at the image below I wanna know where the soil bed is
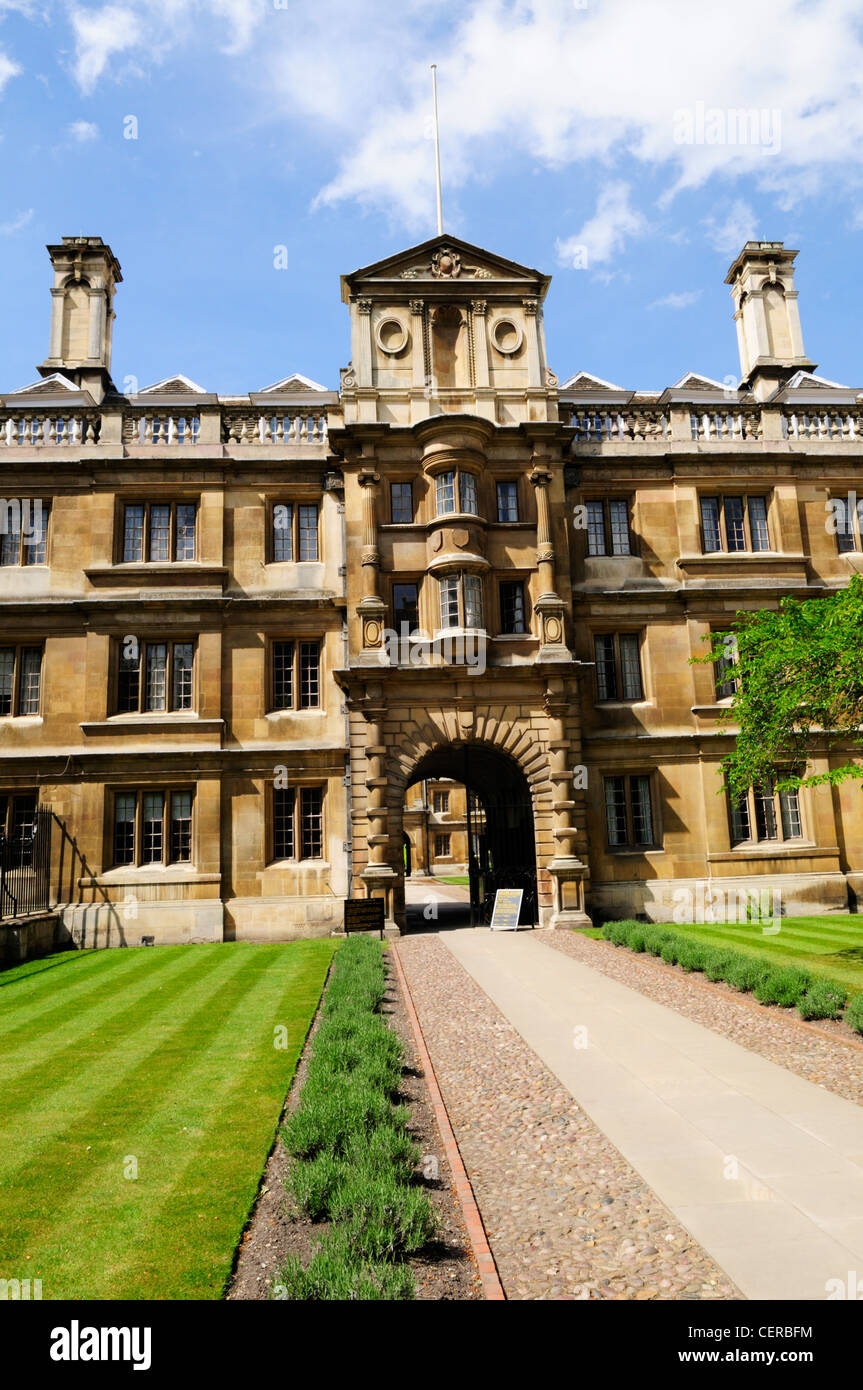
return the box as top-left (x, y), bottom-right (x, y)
top-left (227, 948), bottom-right (482, 1301)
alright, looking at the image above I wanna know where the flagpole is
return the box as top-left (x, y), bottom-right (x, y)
top-left (431, 64), bottom-right (444, 235)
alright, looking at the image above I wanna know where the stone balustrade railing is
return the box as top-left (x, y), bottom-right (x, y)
top-left (689, 410), bottom-right (762, 441)
top-left (222, 410), bottom-right (328, 445)
top-left (781, 410), bottom-right (861, 440)
top-left (566, 409), bottom-right (670, 441)
top-left (0, 413), bottom-right (101, 446)
top-left (123, 414), bottom-right (200, 445)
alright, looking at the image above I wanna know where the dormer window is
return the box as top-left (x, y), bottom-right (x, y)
top-left (435, 470), bottom-right (478, 518)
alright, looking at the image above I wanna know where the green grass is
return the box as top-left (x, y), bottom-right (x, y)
top-left (0, 939), bottom-right (337, 1300)
top-left (434, 875), bottom-right (469, 886)
top-left (590, 914), bottom-right (863, 996)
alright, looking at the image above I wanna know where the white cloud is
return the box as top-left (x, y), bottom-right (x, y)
top-left (68, 118), bottom-right (99, 140)
top-left (0, 207), bottom-right (33, 234)
top-left (0, 49), bottom-right (19, 92)
top-left (69, 0), bottom-right (262, 92)
top-left (557, 182), bottom-right (647, 269)
top-left (648, 290), bottom-right (702, 310)
top-left (704, 199), bottom-right (758, 254)
top-left (70, 5), bottom-right (142, 93)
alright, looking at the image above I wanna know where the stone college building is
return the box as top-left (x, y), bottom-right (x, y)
top-left (1, 232), bottom-right (861, 946)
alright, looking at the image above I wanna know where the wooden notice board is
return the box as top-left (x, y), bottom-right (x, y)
top-left (490, 888), bottom-right (523, 931)
top-left (344, 897), bottom-right (385, 938)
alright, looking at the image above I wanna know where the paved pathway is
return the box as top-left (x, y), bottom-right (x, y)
top-left (440, 927), bottom-right (863, 1301)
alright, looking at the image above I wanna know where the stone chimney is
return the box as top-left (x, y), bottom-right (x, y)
top-left (725, 241), bottom-right (816, 400)
top-left (39, 236), bottom-right (122, 401)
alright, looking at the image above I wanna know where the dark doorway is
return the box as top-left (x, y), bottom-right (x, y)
top-left (405, 743), bottom-right (537, 929)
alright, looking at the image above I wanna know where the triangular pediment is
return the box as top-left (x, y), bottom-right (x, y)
top-left (785, 370), bottom-right (850, 391)
top-left (671, 372), bottom-right (728, 392)
top-left (11, 373), bottom-right (80, 395)
top-left (560, 370), bottom-right (624, 391)
top-left (259, 373), bottom-right (329, 393)
top-left (139, 374), bottom-right (205, 394)
top-left (342, 234), bottom-right (550, 298)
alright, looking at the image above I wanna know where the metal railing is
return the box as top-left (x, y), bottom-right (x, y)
top-left (0, 809), bottom-right (52, 919)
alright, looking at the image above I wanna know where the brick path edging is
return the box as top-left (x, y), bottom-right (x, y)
top-left (391, 941), bottom-right (506, 1301)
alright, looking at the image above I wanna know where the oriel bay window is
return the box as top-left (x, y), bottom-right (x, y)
top-left (700, 495), bottom-right (770, 553)
top-left (271, 640), bottom-right (321, 711)
top-left (272, 785), bottom-right (325, 861)
top-left (0, 645), bottom-right (42, 716)
top-left (117, 639), bottom-right (194, 714)
top-left (730, 781), bottom-right (803, 846)
top-left (434, 470), bottom-right (478, 517)
top-left (438, 572), bottom-right (483, 629)
top-left (122, 502), bottom-right (196, 563)
top-left (271, 502), bottom-right (320, 562)
top-left (112, 789), bottom-right (194, 867)
top-left (586, 499), bottom-right (632, 556)
top-left (594, 633), bottom-right (643, 701)
top-left (604, 774), bottom-right (656, 848)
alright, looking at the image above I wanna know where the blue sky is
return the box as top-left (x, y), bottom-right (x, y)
top-left (2, 0), bottom-right (863, 395)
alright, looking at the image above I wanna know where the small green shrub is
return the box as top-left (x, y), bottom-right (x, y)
top-left (674, 939), bottom-right (710, 973)
top-left (660, 939), bottom-right (679, 965)
top-left (796, 979), bottom-right (848, 1021)
top-left (284, 1072), bottom-right (399, 1160)
top-left (703, 949), bottom-right (740, 983)
top-left (845, 993), bottom-right (863, 1035)
top-left (753, 965), bottom-right (811, 1008)
top-left (289, 1151), bottom-right (345, 1221)
top-left (722, 954), bottom-right (768, 993)
top-left (273, 1231), bottom-right (414, 1301)
top-left (627, 927), bottom-right (647, 952)
top-left (331, 1172), bottom-right (436, 1261)
top-left (642, 927), bottom-right (674, 956)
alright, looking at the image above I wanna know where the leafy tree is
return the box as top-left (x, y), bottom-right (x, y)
top-left (695, 575), bottom-right (863, 797)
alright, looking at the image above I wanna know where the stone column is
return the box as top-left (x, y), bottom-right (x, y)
top-left (87, 286), bottom-right (105, 361)
top-left (523, 297), bottom-right (542, 386)
top-left (545, 678), bottom-right (591, 928)
top-left (530, 465), bottom-right (568, 659)
top-left (48, 289), bottom-right (64, 361)
top-left (471, 299), bottom-right (489, 387)
top-left (357, 469), bottom-right (387, 664)
top-left (356, 297), bottom-right (374, 385)
top-left (359, 684), bottom-right (398, 928)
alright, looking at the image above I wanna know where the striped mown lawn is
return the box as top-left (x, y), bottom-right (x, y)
top-left (590, 915), bottom-right (863, 995)
top-left (0, 940), bottom-right (337, 1300)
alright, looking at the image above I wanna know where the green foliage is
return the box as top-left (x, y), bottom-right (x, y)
top-left (674, 939), bottom-right (710, 973)
top-left (845, 992), bottom-right (863, 1035)
top-left (692, 575), bottom-right (863, 796)
top-left (703, 948), bottom-right (740, 982)
top-left (723, 954), bottom-right (770, 994)
top-left (752, 965), bottom-right (811, 1008)
top-left (275, 936), bottom-right (432, 1302)
top-left (797, 979), bottom-right (848, 1021)
top-left (273, 1231), bottom-right (415, 1301)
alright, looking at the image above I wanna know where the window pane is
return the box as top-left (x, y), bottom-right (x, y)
top-left (10, 795), bottom-right (36, 867)
top-left (724, 497), bottom-right (746, 552)
top-left (459, 472), bottom-right (478, 515)
top-left (23, 503), bottom-right (49, 565)
top-left (149, 504), bottom-right (171, 562)
top-left (175, 504), bottom-right (196, 561)
top-left (594, 634), bottom-right (618, 700)
top-left (18, 647), bottom-right (41, 715)
top-left (0, 516), bottom-right (21, 566)
top-left (300, 786), bottom-right (323, 859)
top-left (586, 500), bottom-right (606, 556)
top-left (436, 472), bottom-right (456, 516)
top-left (619, 634), bottom-right (643, 700)
top-left (714, 636), bottom-right (738, 699)
top-left (604, 776), bottom-right (628, 846)
top-left (700, 497), bottom-right (721, 553)
top-left (118, 643), bottom-right (141, 713)
top-left (273, 787), bottom-right (294, 859)
top-left (630, 776), bottom-right (653, 845)
top-left (298, 504), bottom-right (319, 561)
top-left (299, 641), bottom-right (320, 709)
top-left (393, 583), bottom-right (419, 636)
top-left (779, 788), bottom-right (802, 839)
top-left (391, 482), bottom-right (413, 524)
top-left (435, 833), bottom-right (450, 857)
top-left (171, 643), bottom-right (194, 711)
top-left (439, 574), bottom-right (459, 628)
top-left (113, 793), bottom-right (136, 865)
top-left (754, 784), bottom-right (778, 840)
top-left (463, 574), bottom-right (483, 628)
top-left (123, 504), bottom-right (145, 563)
top-left (608, 500), bottom-right (631, 555)
top-left (837, 495), bottom-right (856, 553)
top-left (748, 496), bottom-right (770, 552)
top-left (500, 581), bottom-right (526, 634)
top-left (273, 503), bottom-right (293, 562)
top-left (0, 648), bottom-right (13, 715)
top-left (142, 792), bottom-right (164, 864)
top-left (170, 790), bottom-right (192, 862)
top-left (497, 482), bottom-right (519, 523)
top-left (145, 644), bottom-right (167, 712)
top-left (272, 641), bottom-right (294, 709)
top-left (730, 795), bottom-right (751, 845)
